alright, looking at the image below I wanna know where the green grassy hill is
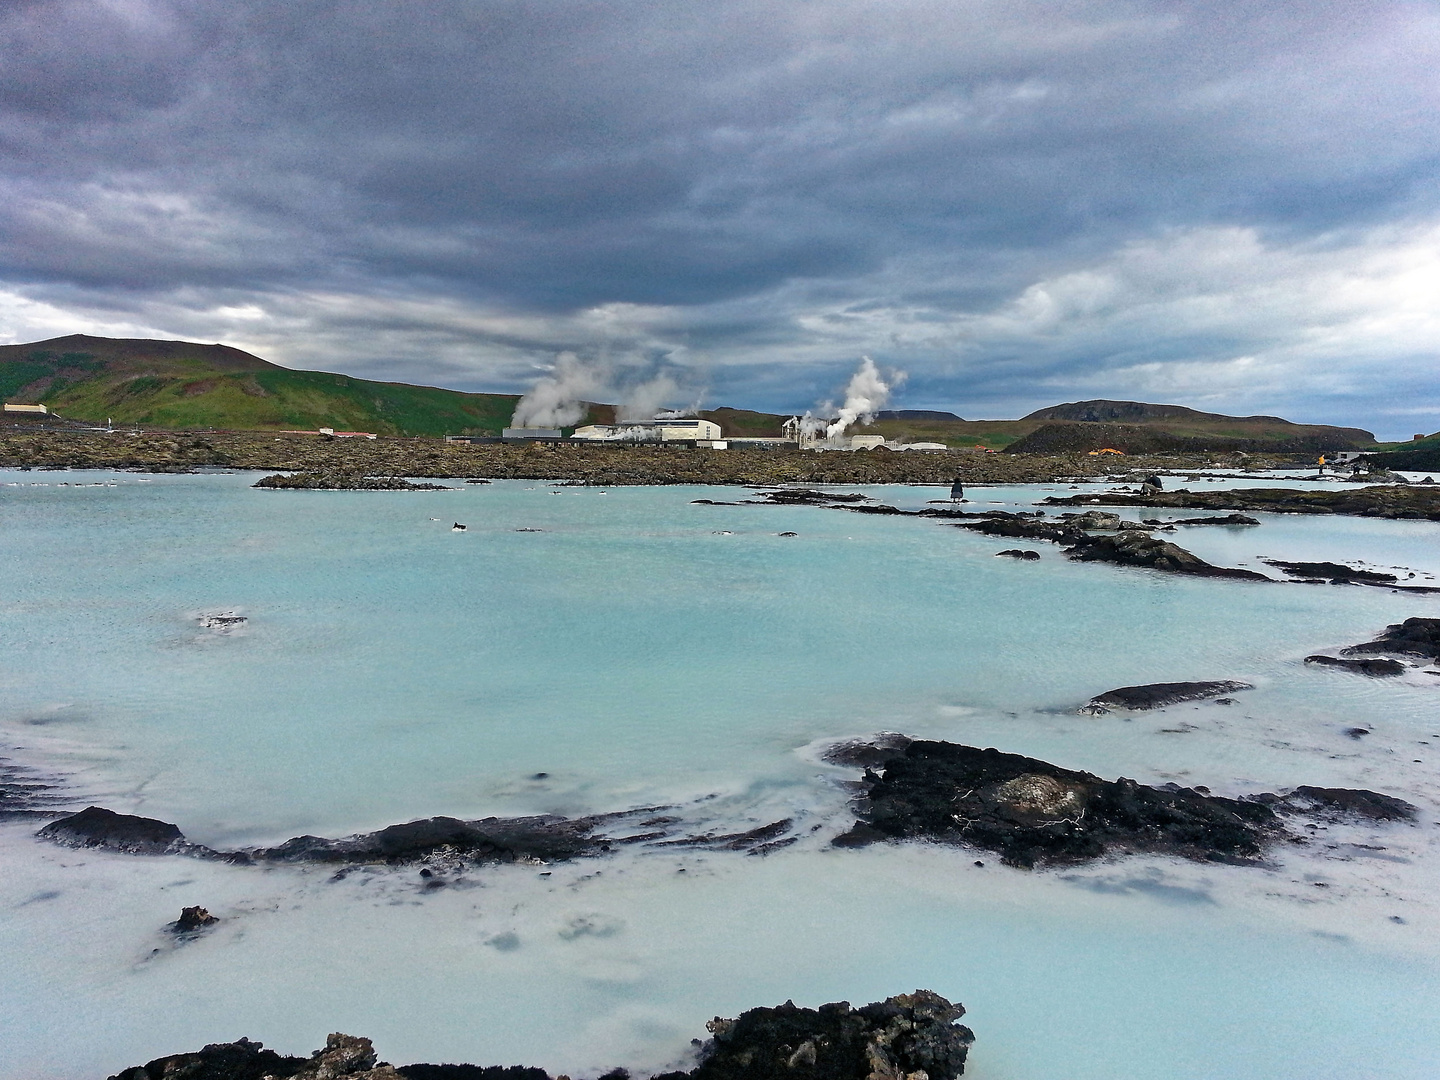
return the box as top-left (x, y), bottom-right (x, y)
top-left (0, 335), bottom-right (523, 436)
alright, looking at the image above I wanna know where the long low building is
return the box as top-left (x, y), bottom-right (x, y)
top-left (571, 418), bottom-right (723, 442)
top-left (4, 403), bottom-right (48, 414)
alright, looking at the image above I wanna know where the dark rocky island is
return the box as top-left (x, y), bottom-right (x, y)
top-left (827, 739), bottom-right (1415, 869)
top-left (1081, 681), bottom-right (1253, 713)
top-left (254, 471), bottom-right (451, 490)
top-left (1304, 617), bottom-right (1440, 676)
top-left (108, 992), bottom-right (974, 1080)
top-left (951, 511), bottom-right (1267, 580)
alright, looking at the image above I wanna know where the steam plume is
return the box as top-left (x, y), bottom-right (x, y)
top-left (824, 357), bottom-right (900, 440)
top-left (510, 352), bottom-right (603, 428)
top-left (617, 374), bottom-right (680, 422)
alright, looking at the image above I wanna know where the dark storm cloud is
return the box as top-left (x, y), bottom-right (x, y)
top-left (1, 0), bottom-right (1437, 434)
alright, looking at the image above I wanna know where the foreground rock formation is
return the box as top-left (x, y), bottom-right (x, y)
top-left (109, 992), bottom-right (974, 1080)
top-left (828, 739), bottom-right (1416, 869)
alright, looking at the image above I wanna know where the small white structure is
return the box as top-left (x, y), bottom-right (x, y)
top-left (4, 403), bottom-right (48, 414)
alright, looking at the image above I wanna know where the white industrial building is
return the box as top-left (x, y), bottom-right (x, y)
top-left (570, 418), bottom-right (723, 442)
top-left (3, 403), bottom-right (48, 414)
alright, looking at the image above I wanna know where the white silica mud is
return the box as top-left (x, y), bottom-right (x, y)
top-left (2, 470), bottom-right (1438, 1079)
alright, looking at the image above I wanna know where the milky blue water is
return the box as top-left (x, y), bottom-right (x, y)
top-left (2, 470), bottom-right (1438, 1079)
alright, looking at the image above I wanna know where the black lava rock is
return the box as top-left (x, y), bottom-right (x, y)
top-left (1304, 655), bottom-right (1407, 676)
top-left (1083, 681), bottom-right (1253, 712)
top-left (673, 991), bottom-right (972, 1080)
top-left (38, 806), bottom-right (186, 855)
top-left (1342, 617), bottom-right (1440, 659)
top-left (108, 994), bottom-right (973, 1080)
top-left (833, 741), bottom-right (1278, 868)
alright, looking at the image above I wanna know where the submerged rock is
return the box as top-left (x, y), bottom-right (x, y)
top-left (1164, 513), bottom-right (1260, 526)
top-left (752, 489), bottom-right (869, 505)
top-left (1277, 786), bottom-right (1418, 822)
top-left (1082, 680), bottom-right (1254, 713)
top-left (832, 741), bottom-right (1278, 868)
top-left (253, 814), bottom-right (609, 864)
top-left (108, 993), bottom-right (973, 1080)
top-left (994, 549), bottom-right (1041, 560)
top-left (37, 807), bottom-right (672, 868)
top-left (1040, 484), bottom-right (1440, 521)
top-left (1303, 655), bottom-right (1407, 677)
top-left (1265, 560), bottom-right (1397, 585)
top-left (0, 757), bottom-right (72, 821)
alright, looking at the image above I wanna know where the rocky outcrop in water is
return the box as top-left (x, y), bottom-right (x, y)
top-left (254, 814), bottom-right (611, 864)
top-left (171, 906), bottom-right (219, 934)
top-left (1303, 655), bottom-right (1407, 676)
top-left (826, 738), bottom-right (1418, 869)
top-left (831, 741), bottom-right (1278, 868)
top-left (1264, 786), bottom-right (1417, 822)
top-left (254, 471), bottom-right (451, 490)
top-left (34, 804), bottom-right (803, 868)
top-left (108, 993), bottom-right (973, 1080)
top-left (952, 511), bottom-right (1266, 579)
top-left (1340, 617), bottom-right (1440, 659)
top-left (656, 990), bottom-right (972, 1080)
top-left (1160, 513), bottom-right (1260, 526)
top-left (1303, 617), bottom-right (1440, 676)
top-left (1081, 681), bottom-right (1253, 713)
top-left (38, 806), bottom-right (195, 856)
top-left (749, 489), bottom-right (870, 505)
top-left (1264, 561), bottom-right (1398, 585)
top-left (1041, 484), bottom-right (1440, 521)
top-left (1064, 531), bottom-right (1269, 579)
top-left (36, 807), bottom-right (643, 866)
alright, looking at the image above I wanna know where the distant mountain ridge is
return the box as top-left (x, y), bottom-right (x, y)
top-left (1, 335), bottom-right (1376, 449)
top-left (1023, 399), bottom-right (1290, 424)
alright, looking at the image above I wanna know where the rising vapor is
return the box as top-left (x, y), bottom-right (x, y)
top-left (824, 357), bottom-right (902, 440)
top-left (510, 352), bottom-right (604, 428)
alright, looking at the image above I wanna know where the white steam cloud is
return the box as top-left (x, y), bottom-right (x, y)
top-left (824, 357), bottom-right (901, 440)
top-left (512, 353), bottom-right (697, 428)
top-left (510, 352), bottom-right (604, 428)
top-left (616, 374), bottom-right (681, 422)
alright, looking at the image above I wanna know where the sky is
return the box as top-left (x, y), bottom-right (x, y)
top-left (1, 0), bottom-right (1437, 437)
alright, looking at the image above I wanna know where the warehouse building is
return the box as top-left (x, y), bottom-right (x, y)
top-left (570, 418), bottom-right (723, 442)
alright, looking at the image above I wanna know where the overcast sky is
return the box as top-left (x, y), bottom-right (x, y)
top-left (1, 0), bottom-right (1437, 435)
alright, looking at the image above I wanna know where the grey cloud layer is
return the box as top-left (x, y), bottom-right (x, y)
top-left (1, 0), bottom-right (1437, 433)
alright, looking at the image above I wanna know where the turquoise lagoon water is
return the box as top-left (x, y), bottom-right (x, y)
top-left (2, 470), bottom-right (1438, 1079)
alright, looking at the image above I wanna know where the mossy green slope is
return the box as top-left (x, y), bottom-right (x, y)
top-left (1, 335), bottom-right (520, 436)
